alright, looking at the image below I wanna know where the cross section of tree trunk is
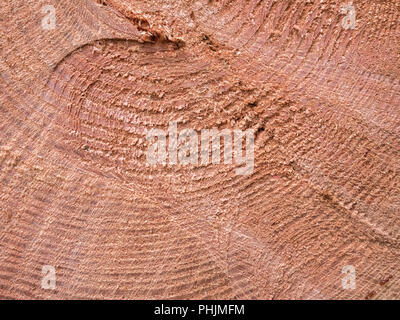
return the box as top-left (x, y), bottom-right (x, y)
top-left (0, 0), bottom-right (399, 299)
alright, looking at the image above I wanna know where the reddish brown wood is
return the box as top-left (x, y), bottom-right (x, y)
top-left (0, 0), bottom-right (399, 299)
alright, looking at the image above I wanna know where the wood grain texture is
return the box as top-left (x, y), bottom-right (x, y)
top-left (0, 0), bottom-right (399, 299)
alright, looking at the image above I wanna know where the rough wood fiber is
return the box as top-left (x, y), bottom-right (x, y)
top-left (0, 0), bottom-right (399, 299)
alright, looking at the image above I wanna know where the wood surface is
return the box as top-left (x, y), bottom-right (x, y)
top-left (0, 0), bottom-right (399, 299)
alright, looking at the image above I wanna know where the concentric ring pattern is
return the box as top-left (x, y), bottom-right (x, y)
top-left (0, 0), bottom-right (399, 299)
